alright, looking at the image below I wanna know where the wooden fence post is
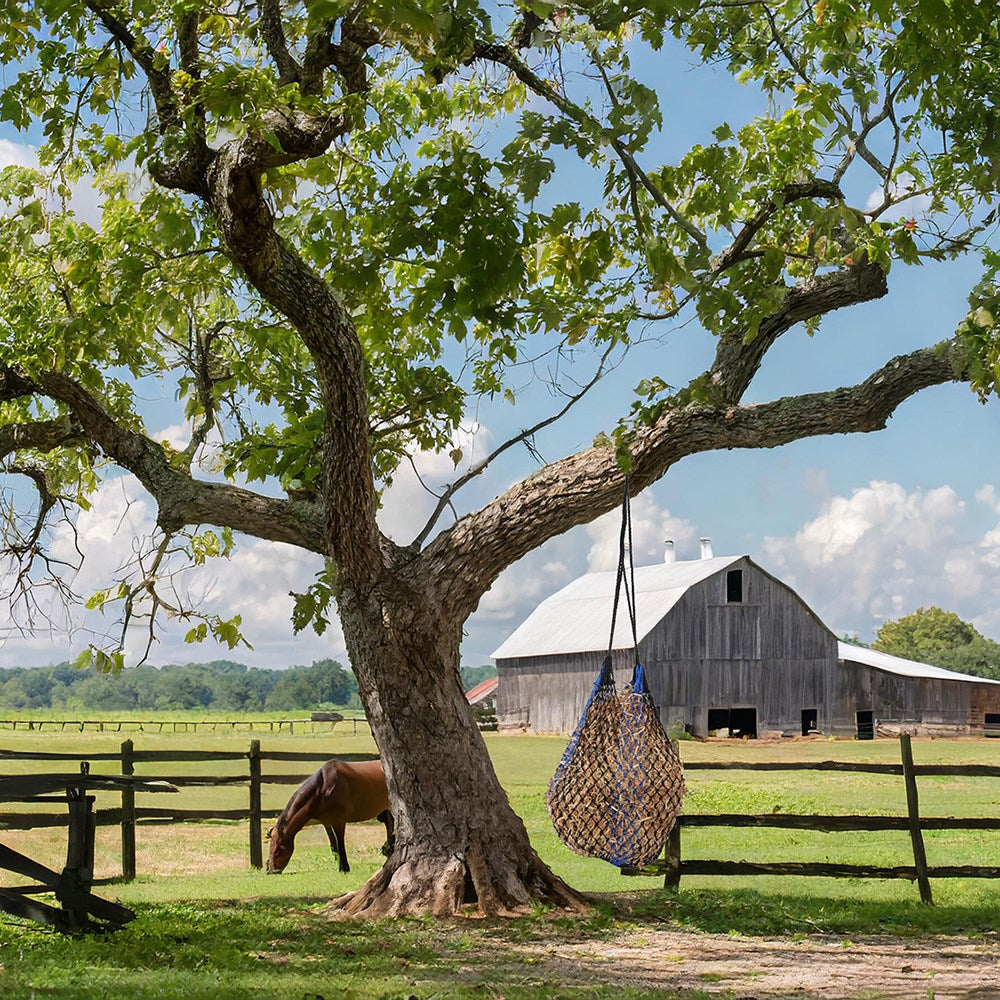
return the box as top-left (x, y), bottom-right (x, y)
top-left (248, 739), bottom-right (263, 869)
top-left (120, 739), bottom-right (136, 881)
top-left (663, 823), bottom-right (682, 890)
top-left (899, 733), bottom-right (933, 904)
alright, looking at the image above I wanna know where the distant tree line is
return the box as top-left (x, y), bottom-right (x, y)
top-left (870, 607), bottom-right (1000, 681)
top-left (0, 659), bottom-right (497, 713)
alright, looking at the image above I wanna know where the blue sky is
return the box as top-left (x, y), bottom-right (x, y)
top-left (2, 28), bottom-right (999, 672)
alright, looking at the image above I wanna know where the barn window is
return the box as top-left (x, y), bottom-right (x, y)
top-left (726, 569), bottom-right (743, 603)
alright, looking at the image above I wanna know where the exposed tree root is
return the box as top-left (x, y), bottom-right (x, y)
top-left (326, 851), bottom-right (590, 919)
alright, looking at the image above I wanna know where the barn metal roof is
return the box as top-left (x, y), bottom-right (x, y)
top-left (465, 676), bottom-right (499, 704)
top-left (837, 642), bottom-right (1000, 686)
top-left (491, 556), bottom-right (742, 659)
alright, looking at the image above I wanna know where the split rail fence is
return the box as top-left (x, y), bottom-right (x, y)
top-left (624, 734), bottom-right (1000, 904)
top-left (0, 741), bottom-right (377, 878)
top-left (0, 717), bottom-right (371, 735)
top-left (3, 735), bottom-right (999, 901)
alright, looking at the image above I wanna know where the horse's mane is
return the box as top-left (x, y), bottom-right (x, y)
top-left (274, 766), bottom-right (324, 835)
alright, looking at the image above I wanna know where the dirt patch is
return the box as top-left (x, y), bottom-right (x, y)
top-left (502, 929), bottom-right (1000, 998)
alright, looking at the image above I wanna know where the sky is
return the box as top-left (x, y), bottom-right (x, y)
top-left (2, 27), bottom-right (999, 673)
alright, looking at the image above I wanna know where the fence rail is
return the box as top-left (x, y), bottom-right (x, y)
top-left (5, 735), bottom-right (998, 901)
top-left (0, 741), bottom-right (379, 879)
top-left (0, 717), bottom-right (371, 734)
top-left (623, 734), bottom-right (1000, 903)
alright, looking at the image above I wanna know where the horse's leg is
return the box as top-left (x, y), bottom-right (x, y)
top-left (323, 824), bottom-right (339, 863)
top-left (378, 809), bottom-right (395, 857)
top-left (329, 822), bottom-right (349, 873)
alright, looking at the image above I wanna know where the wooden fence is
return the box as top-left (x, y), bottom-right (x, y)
top-left (4, 735), bottom-right (998, 901)
top-left (623, 735), bottom-right (1000, 904)
top-left (0, 741), bottom-right (377, 878)
top-left (0, 717), bottom-right (371, 734)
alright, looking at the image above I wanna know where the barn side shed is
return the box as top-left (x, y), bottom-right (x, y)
top-left (492, 551), bottom-right (1000, 738)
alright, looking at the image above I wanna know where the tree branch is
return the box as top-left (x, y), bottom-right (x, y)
top-left (0, 365), bottom-right (327, 554)
top-left (412, 344), bottom-right (618, 549)
top-left (259, 0), bottom-right (302, 87)
top-left (709, 259), bottom-right (888, 403)
top-left (0, 417), bottom-right (80, 461)
top-left (711, 179), bottom-right (844, 273)
top-left (472, 42), bottom-right (708, 250)
top-left (83, 1), bottom-right (180, 131)
top-left (422, 340), bottom-right (963, 621)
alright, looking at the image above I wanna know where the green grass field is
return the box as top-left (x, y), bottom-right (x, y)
top-left (1, 727), bottom-right (998, 997)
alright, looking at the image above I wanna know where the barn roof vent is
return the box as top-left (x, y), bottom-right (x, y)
top-left (699, 537), bottom-right (714, 559)
top-left (664, 540), bottom-right (676, 564)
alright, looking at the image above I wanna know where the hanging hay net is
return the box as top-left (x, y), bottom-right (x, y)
top-left (546, 481), bottom-right (686, 869)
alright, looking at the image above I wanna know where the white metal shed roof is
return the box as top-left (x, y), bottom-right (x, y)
top-left (837, 642), bottom-right (1000, 686)
top-left (491, 556), bottom-right (741, 659)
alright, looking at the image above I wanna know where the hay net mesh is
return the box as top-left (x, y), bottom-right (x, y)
top-left (547, 657), bottom-right (685, 868)
top-left (546, 480), bottom-right (685, 869)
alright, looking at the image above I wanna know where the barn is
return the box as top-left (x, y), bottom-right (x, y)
top-left (491, 544), bottom-right (1000, 738)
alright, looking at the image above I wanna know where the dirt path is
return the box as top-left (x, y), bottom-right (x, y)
top-left (506, 929), bottom-right (1000, 998)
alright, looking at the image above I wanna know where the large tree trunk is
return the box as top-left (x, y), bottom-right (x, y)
top-left (330, 581), bottom-right (588, 917)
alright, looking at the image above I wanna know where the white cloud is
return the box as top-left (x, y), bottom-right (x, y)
top-left (377, 421), bottom-right (496, 544)
top-left (0, 473), bottom-right (338, 669)
top-left (0, 138), bottom-right (36, 169)
top-left (586, 490), bottom-right (696, 572)
top-left (762, 480), bottom-right (1000, 640)
top-left (0, 137), bottom-right (105, 226)
top-left (976, 484), bottom-right (1000, 515)
top-left (864, 173), bottom-right (933, 221)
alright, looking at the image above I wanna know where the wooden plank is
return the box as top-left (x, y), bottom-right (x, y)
top-left (663, 823), bottom-right (681, 890)
top-left (0, 749), bottom-right (125, 761)
top-left (259, 751), bottom-right (379, 762)
top-left (3, 807), bottom-right (285, 829)
top-left (121, 740), bottom-right (136, 882)
top-left (623, 860), bottom-right (1000, 879)
top-left (0, 812), bottom-right (69, 829)
top-left (682, 761), bottom-right (905, 774)
top-left (900, 733), bottom-right (933, 904)
top-left (0, 775), bottom-right (177, 797)
top-left (0, 841), bottom-right (61, 887)
top-left (678, 814), bottom-right (1000, 831)
top-left (130, 808), bottom-right (279, 823)
top-left (133, 774), bottom-right (248, 786)
top-left (248, 740), bottom-right (263, 869)
top-left (130, 750), bottom-right (248, 762)
top-left (0, 888), bottom-right (74, 932)
top-left (677, 761), bottom-right (1000, 777)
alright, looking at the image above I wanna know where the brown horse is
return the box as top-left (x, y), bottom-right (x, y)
top-left (266, 759), bottom-right (393, 874)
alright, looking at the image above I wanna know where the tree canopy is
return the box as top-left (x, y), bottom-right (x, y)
top-left (1, 0), bottom-right (999, 916)
top-left (873, 606), bottom-right (1000, 680)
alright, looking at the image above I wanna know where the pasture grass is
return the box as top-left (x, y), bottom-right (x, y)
top-left (1, 727), bottom-right (999, 996)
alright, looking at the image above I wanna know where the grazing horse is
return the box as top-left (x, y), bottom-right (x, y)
top-left (266, 759), bottom-right (393, 874)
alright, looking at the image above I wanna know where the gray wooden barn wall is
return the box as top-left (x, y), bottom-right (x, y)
top-left (495, 558), bottom-right (1000, 735)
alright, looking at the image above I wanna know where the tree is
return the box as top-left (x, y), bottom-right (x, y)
top-left (873, 607), bottom-right (1000, 680)
top-left (873, 606), bottom-right (979, 661)
top-left (1, 3), bottom-right (998, 916)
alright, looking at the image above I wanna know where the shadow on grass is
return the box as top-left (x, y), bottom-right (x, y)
top-left (3, 889), bottom-right (997, 999)
top-left (621, 887), bottom-right (1000, 938)
top-left (0, 898), bottom-right (701, 1000)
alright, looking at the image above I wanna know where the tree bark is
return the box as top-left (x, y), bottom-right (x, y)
top-left (330, 580), bottom-right (588, 917)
